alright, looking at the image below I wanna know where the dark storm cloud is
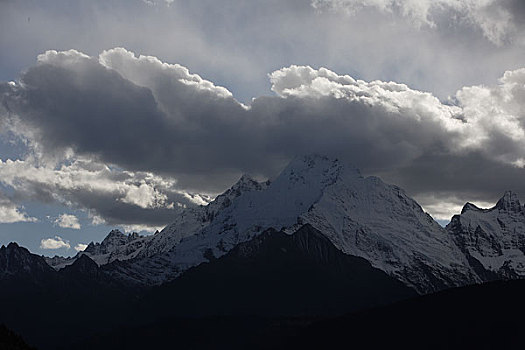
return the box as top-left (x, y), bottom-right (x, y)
top-left (502, 0), bottom-right (525, 26)
top-left (2, 48), bottom-right (525, 222)
top-left (379, 150), bottom-right (525, 220)
top-left (51, 187), bottom-right (182, 227)
top-left (0, 50), bottom-right (461, 189)
top-left (1, 50), bottom-right (268, 191)
top-left (383, 152), bottom-right (525, 200)
top-left (7, 55), bottom-right (169, 166)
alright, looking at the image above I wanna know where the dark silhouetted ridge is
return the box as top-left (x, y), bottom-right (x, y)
top-left (282, 278), bottom-right (525, 350)
top-left (136, 224), bottom-right (416, 319)
top-left (0, 324), bottom-right (35, 350)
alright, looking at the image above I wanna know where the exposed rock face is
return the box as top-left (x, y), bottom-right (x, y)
top-left (0, 243), bottom-right (56, 283)
top-left (135, 224), bottom-right (416, 318)
top-left (91, 155), bottom-right (475, 293)
top-left (448, 191), bottom-right (525, 279)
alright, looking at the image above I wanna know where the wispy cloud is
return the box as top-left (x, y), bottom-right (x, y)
top-left (311, 0), bottom-right (523, 45)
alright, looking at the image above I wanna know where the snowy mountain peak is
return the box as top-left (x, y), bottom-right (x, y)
top-left (105, 229), bottom-right (125, 239)
top-left (449, 190), bottom-right (525, 279)
top-left (85, 230), bottom-right (123, 254)
top-left (101, 154), bottom-right (478, 293)
top-left (77, 229), bottom-right (147, 266)
top-left (207, 174), bottom-right (269, 214)
top-left (276, 154), bottom-right (361, 189)
top-left (495, 191), bottom-right (522, 212)
top-left (229, 174), bottom-right (269, 195)
top-left (461, 202), bottom-right (484, 214)
top-left (47, 155), bottom-right (493, 293)
top-left (100, 230), bottom-right (141, 245)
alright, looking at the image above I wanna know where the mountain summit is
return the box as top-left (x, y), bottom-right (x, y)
top-left (495, 191), bottom-right (523, 212)
top-left (40, 156), bottom-right (525, 293)
top-left (7, 155), bottom-right (525, 350)
top-left (75, 155), bottom-right (474, 292)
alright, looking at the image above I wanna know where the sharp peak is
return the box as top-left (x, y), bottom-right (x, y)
top-left (1, 242), bottom-right (34, 257)
top-left (289, 154), bottom-right (338, 166)
top-left (500, 190), bottom-right (518, 199)
top-left (100, 229), bottom-right (126, 243)
top-left (495, 191), bottom-right (522, 211)
top-left (228, 173), bottom-right (268, 193)
top-left (281, 154), bottom-right (361, 180)
top-left (109, 228), bottom-right (124, 234)
top-left (235, 173), bottom-right (259, 185)
top-left (105, 229), bottom-right (124, 237)
top-left (291, 154), bottom-right (358, 169)
top-left (461, 202), bottom-right (482, 214)
top-left (2, 242), bottom-right (30, 253)
top-left (105, 229), bottom-right (141, 239)
top-left (63, 253), bottom-right (99, 272)
top-left (74, 253), bottom-right (97, 265)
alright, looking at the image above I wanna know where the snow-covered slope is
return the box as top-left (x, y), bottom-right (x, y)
top-left (45, 175), bottom-right (268, 270)
top-left (297, 168), bottom-right (477, 292)
top-left (51, 155), bottom-right (525, 293)
top-left (81, 230), bottom-right (149, 265)
top-left (102, 155), bottom-right (478, 293)
top-left (448, 191), bottom-right (525, 279)
top-left (45, 230), bottom-right (149, 269)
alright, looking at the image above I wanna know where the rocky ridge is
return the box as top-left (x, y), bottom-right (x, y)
top-left (38, 155), bottom-right (525, 294)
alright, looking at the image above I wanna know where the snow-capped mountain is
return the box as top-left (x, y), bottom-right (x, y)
top-left (44, 155), bottom-right (525, 293)
top-left (88, 155), bottom-right (476, 293)
top-left (82, 230), bottom-right (147, 265)
top-left (44, 175), bottom-right (271, 271)
top-left (44, 230), bottom-right (149, 269)
top-left (448, 191), bottom-right (525, 279)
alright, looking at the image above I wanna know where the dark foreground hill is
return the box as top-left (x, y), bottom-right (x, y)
top-left (135, 224), bottom-right (415, 319)
top-left (1, 225), bottom-right (415, 349)
top-left (284, 278), bottom-right (525, 350)
top-left (0, 325), bottom-right (35, 350)
top-left (74, 278), bottom-right (525, 350)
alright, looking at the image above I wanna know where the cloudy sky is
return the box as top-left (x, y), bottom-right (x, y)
top-left (1, 0), bottom-right (525, 256)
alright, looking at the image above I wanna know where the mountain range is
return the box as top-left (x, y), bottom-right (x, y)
top-left (2, 154), bottom-right (525, 348)
top-left (44, 155), bottom-right (525, 292)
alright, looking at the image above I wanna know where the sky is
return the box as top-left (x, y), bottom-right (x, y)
top-left (1, 0), bottom-right (525, 256)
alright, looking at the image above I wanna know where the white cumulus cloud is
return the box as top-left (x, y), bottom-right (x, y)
top-left (0, 195), bottom-right (37, 224)
top-left (74, 243), bottom-right (88, 252)
top-left (54, 213), bottom-right (81, 230)
top-left (40, 236), bottom-right (71, 250)
top-left (0, 157), bottom-right (197, 230)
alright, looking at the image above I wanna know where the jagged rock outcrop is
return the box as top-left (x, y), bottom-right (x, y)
top-left (448, 191), bottom-right (525, 279)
